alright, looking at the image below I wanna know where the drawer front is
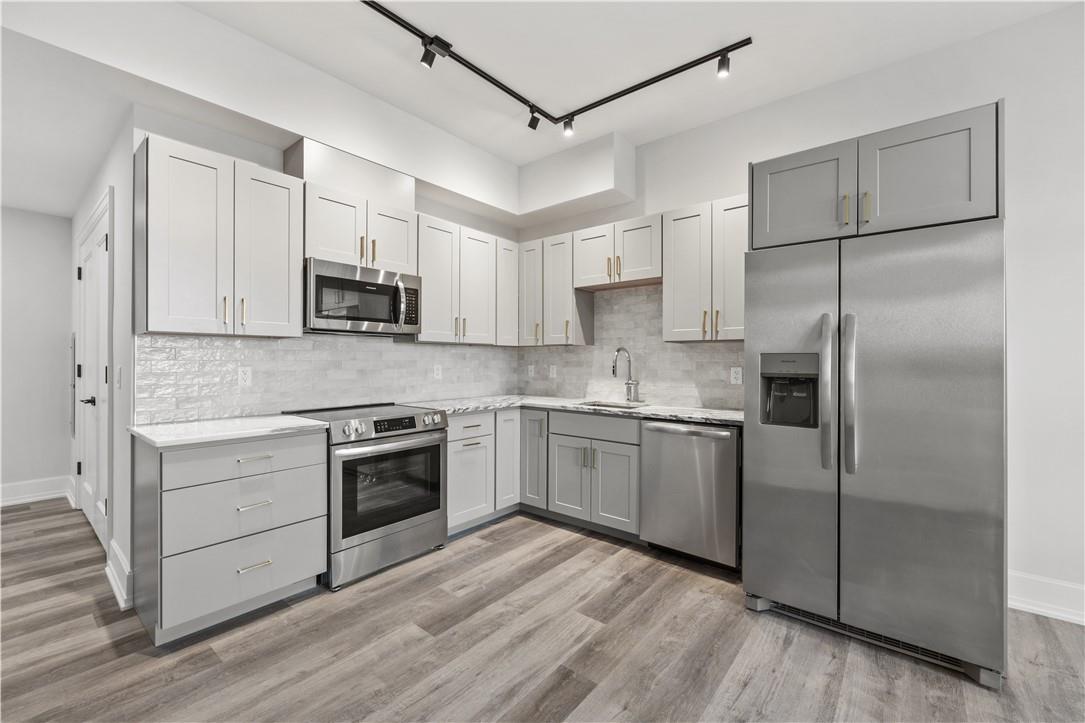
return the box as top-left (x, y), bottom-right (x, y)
top-left (161, 464), bottom-right (327, 556)
top-left (160, 516), bottom-right (326, 629)
top-left (549, 411), bottom-right (639, 445)
top-left (447, 412), bottom-right (495, 441)
top-left (162, 432), bottom-right (325, 490)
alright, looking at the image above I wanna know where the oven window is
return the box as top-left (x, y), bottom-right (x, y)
top-left (315, 275), bottom-right (396, 324)
top-left (341, 443), bottom-right (441, 538)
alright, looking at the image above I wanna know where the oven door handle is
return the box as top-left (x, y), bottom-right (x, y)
top-left (395, 278), bottom-right (406, 332)
top-left (334, 430), bottom-right (447, 460)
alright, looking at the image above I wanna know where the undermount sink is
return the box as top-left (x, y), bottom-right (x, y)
top-left (577, 400), bottom-right (647, 409)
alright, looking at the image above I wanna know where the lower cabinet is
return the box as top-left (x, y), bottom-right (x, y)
top-left (447, 433), bottom-right (495, 530)
top-left (520, 410), bottom-right (549, 509)
top-left (548, 431), bottom-right (639, 534)
top-left (495, 409), bottom-right (521, 508)
top-left (548, 434), bottom-right (592, 521)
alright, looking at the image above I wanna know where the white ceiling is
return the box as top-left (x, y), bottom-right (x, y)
top-left (190, 1), bottom-right (1062, 166)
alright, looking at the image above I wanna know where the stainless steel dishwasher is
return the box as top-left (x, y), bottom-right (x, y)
top-left (640, 421), bottom-right (740, 568)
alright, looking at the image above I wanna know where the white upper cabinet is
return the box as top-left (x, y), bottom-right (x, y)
top-left (573, 224), bottom-right (615, 288)
top-left (417, 214), bottom-right (460, 343)
top-left (459, 228), bottom-right (496, 345)
top-left (367, 203), bottom-right (417, 275)
top-left (518, 239), bottom-right (544, 346)
top-left (614, 214), bottom-right (662, 283)
top-left (857, 103), bottom-right (997, 235)
top-left (496, 238), bottom-right (519, 347)
top-left (304, 182), bottom-right (367, 266)
top-left (662, 203), bottom-right (713, 341)
top-left (234, 161), bottom-right (304, 338)
top-left (543, 233), bottom-right (594, 346)
top-left (710, 195), bottom-right (747, 341)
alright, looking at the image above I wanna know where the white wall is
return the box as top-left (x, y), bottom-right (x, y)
top-left (1, 207), bottom-right (74, 502)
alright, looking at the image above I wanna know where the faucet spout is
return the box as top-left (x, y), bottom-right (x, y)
top-left (612, 347), bottom-right (632, 381)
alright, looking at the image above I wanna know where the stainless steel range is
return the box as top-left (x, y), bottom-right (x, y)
top-left (285, 403), bottom-right (448, 588)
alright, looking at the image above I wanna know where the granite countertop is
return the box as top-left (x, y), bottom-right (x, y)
top-left (405, 395), bottom-right (744, 426)
top-left (129, 415), bottom-right (329, 449)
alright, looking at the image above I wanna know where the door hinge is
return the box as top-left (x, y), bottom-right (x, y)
top-left (77, 266), bottom-right (82, 281)
top-left (76, 461), bottom-right (82, 476)
top-left (76, 363), bottom-right (82, 378)
top-left (104, 233), bottom-right (109, 252)
top-left (104, 366), bottom-right (109, 384)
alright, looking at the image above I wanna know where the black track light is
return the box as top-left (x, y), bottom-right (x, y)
top-left (563, 118), bottom-right (574, 137)
top-left (419, 35), bottom-right (452, 69)
top-left (528, 109), bottom-right (540, 130)
top-left (420, 46), bottom-right (436, 68)
top-left (717, 53), bottom-right (731, 78)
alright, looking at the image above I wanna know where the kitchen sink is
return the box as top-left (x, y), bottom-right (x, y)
top-left (577, 400), bottom-right (647, 409)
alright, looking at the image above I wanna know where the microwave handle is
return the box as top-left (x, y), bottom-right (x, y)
top-left (395, 278), bottom-right (407, 331)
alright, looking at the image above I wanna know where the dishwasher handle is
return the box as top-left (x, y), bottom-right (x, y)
top-left (642, 421), bottom-right (733, 440)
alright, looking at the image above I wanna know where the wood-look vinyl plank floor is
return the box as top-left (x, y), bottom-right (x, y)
top-left (2, 498), bottom-right (1082, 722)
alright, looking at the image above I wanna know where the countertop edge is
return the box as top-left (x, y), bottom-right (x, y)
top-left (406, 396), bottom-right (744, 426)
top-left (128, 416), bottom-right (329, 449)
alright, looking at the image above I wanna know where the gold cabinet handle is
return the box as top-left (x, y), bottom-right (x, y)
top-left (843, 193), bottom-right (851, 225)
top-left (592, 448), bottom-right (598, 469)
top-left (863, 192), bottom-right (872, 224)
top-left (241, 297), bottom-right (247, 326)
top-left (534, 321), bottom-right (540, 343)
top-left (564, 319), bottom-right (570, 340)
top-left (462, 317), bottom-right (467, 338)
top-left (371, 238), bottom-right (376, 262)
top-left (607, 256), bottom-right (612, 279)
top-left (702, 309), bottom-right (708, 337)
top-left (714, 309), bottom-right (720, 338)
top-left (360, 235), bottom-right (366, 262)
top-left (224, 296), bottom-right (229, 326)
top-left (454, 316), bottom-right (460, 338)
top-left (616, 255), bottom-right (621, 279)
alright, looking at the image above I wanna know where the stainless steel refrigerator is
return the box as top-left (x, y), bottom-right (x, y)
top-left (742, 219), bottom-right (1006, 688)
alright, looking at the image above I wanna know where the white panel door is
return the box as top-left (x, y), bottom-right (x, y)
top-left (234, 161), bottom-right (304, 338)
top-left (711, 195), bottom-right (748, 341)
top-left (543, 233), bottom-right (574, 345)
top-left (518, 240), bottom-right (544, 346)
top-left (495, 238), bottom-right (519, 346)
top-left (458, 227), bottom-right (496, 345)
top-left (304, 182), bottom-right (366, 266)
top-left (368, 203), bottom-right (417, 275)
top-left (614, 214), bottom-right (662, 283)
top-left (447, 436), bottom-right (495, 529)
top-left (573, 223), bottom-right (614, 288)
top-left (146, 136), bottom-right (235, 334)
top-left (417, 214), bottom-right (460, 343)
top-left (77, 228), bottom-right (109, 545)
top-left (495, 409), bottom-right (521, 508)
top-left (662, 203), bottom-right (713, 341)
top-left (547, 434), bottom-right (591, 521)
top-left (590, 440), bottom-right (639, 534)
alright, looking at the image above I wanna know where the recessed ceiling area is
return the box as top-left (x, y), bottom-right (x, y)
top-left (189, 1), bottom-right (1062, 166)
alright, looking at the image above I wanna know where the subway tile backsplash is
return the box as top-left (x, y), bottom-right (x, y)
top-left (134, 285), bottom-right (743, 424)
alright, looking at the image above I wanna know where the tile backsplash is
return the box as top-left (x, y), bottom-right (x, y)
top-left (134, 285), bottom-right (743, 424)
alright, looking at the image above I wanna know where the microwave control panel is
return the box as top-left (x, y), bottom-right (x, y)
top-left (374, 416), bottom-right (417, 434)
top-left (403, 288), bottom-right (419, 325)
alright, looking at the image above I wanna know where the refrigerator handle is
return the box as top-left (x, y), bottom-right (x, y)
top-left (842, 313), bottom-right (858, 474)
top-left (819, 313), bottom-right (834, 470)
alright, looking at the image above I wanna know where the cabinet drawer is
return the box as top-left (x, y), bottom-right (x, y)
top-left (161, 464), bottom-right (327, 556)
top-left (161, 432), bottom-right (325, 490)
top-left (160, 516), bottom-right (326, 629)
top-left (549, 411), bottom-right (639, 445)
top-left (447, 412), bottom-right (495, 441)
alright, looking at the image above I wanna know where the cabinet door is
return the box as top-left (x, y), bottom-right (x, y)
top-left (543, 233), bottom-right (574, 345)
top-left (417, 214), bottom-right (460, 343)
top-left (368, 204), bottom-right (417, 275)
top-left (458, 228), bottom-right (496, 345)
top-left (146, 136), bottom-right (235, 334)
top-left (857, 103), bottom-right (997, 235)
top-left (496, 238), bottom-right (519, 346)
top-left (751, 140), bottom-right (858, 249)
top-left (447, 436), bottom-right (495, 529)
top-left (518, 240), bottom-right (544, 346)
top-left (547, 434), bottom-right (591, 521)
top-left (495, 409), bottom-right (521, 509)
top-left (234, 161), bottom-right (303, 337)
top-left (662, 203), bottom-right (713, 341)
top-left (614, 214), bottom-right (662, 283)
top-left (590, 440), bottom-right (639, 534)
top-left (710, 196), bottom-right (747, 341)
top-left (573, 224), bottom-right (614, 288)
top-left (520, 410), bottom-right (548, 509)
top-left (304, 182), bottom-right (366, 266)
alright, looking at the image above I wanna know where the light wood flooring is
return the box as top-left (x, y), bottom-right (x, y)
top-left (1, 498), bottom-right (1082, 722)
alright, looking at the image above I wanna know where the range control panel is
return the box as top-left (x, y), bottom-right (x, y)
top-left (374, 416), bottom-right (417, 434)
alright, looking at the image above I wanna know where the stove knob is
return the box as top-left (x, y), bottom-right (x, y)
top-left (356, 422), bottom-right (367, 435)
top-left (342, 423), bottom-right (354, 437)
top-left (423, 415), bottom-right (432, 425)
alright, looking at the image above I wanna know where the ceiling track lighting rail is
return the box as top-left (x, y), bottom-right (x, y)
top-left (361, 1), bottom-right (752, 135)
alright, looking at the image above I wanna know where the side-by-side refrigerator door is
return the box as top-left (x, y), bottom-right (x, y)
top-left (839, 220), bottom-right (1005, 673)
top-left (743, 239), bottom-right (839, 619)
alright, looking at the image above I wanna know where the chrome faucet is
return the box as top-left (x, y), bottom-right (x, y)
top-left (612, 346), bottom-right (641, 402)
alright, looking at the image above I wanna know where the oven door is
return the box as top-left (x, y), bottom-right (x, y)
top-left (330, 430), bottom-right (447, 552)
top-left (306, 258), bottom-right (418, 334)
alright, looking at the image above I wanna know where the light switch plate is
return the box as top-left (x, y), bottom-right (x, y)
top-left (549, 365), bottom-right (557, 378)
top-left (433, 365), bottom-right (442, 380)
top-left (730, 366), bottom-right (743, 385)
top-left (238, 367), bottom-right (253, 387)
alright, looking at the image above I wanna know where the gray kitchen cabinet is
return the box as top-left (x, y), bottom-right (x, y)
top-left (495, 409), bottom-right (521, 508)
top-left (367, 203), bottom-right (417, 275)
top-left (304, 182), bottom-right (367, 266)
top-left (710, 195), bottom-right (748, 340)
top-left (662, 203), bottom-right (713, 341)
top-left (520, 410), bottom-right (548, 509)
top-left (590, 439), bottom-right (639, 535)
top-left (750, 140), bottom-right (858, 249)
top-left (857, 103), bottom-right (997, 235)
top-left (518, 240), bottom-right (544, 346)
top-left (447, 433), bottom-right (495, 530)
top-left (543, 233), bottom-right (594, 346)
top-left (496, 238), bottom-right (519, 346)
top-left (548, 433), bottom-right (592, 521)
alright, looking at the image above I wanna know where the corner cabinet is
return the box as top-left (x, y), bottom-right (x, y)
top-left (135, 135), bottom-right (303, 337)
top-left (518, 240), bottom-right (544, 346)
top-left (542, 233), bottom-right (594, 346)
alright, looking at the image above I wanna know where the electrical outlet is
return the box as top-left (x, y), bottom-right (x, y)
top-left (433, 365), bottom-right (442, 380)
top-left (549, 365), bottom-right (557, 379)
top-left (730, 366), bottom-right (743, 385)
top-left (527, 365), bottom-right (535, 378)
top-left (238, 367), bottom-right (253, 387)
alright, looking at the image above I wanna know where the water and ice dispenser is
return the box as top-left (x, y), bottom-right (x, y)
top-left (760, 353), bottom-right (819, 428)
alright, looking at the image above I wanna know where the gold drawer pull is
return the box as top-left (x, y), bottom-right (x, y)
top-left (371, 237), bottom-right (376, 262)
top-left (607, 256), bottom-right (612, 278)
top-left (237, 560), bottom-right (273, 574)
top-left (360, 235), bottom-right (366, 261)
top-left (702, 309), bottom-right (708, 337)
top-left (616, 255), bottom-right (621, 278)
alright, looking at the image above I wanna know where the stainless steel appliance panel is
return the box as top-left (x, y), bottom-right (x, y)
top-left (306, 258), bottom-right (420, 335)
top-left (839, 219), bottom-right (1005, 671)
top-left (743, 239), bottom-right (840, 618)
top-left (640, 421), bottom-right (739, 567)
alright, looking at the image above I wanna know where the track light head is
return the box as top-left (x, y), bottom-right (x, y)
top-left (420, 46), bottom-right (436, 68)
top-left (563, 118), bottom-right (574, 137)
top-left (420, 35), bottom-right (452, 69)
top-left (716, 53), bottom-right (731, 78)
top-left (528, 108), bottom-right (541, 130)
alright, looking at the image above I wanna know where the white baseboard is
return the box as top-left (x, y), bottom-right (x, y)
top-left (1009, 570), bottom-right (1085, 625)
top-left (1, 475), bottom-right (75, 507)
top-left (105, 539), bottom-right (133, 610)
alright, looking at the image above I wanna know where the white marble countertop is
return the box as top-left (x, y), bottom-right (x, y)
top-left (129, 415), bottom-right (328, 449)
top-left (405, 395), bottom-right (744, 426)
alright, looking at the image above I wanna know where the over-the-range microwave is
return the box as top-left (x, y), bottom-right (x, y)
top-left (305, 258), bottom-right (420, 335)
